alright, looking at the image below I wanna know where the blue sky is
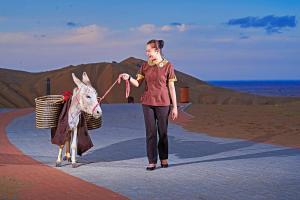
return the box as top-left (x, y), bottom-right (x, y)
top-left (0, 0), bottom-right (299, 80)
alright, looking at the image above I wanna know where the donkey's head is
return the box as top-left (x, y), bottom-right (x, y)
top-left (72, 72), bottom-right (102, 119)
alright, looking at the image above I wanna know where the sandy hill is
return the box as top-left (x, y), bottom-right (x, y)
top-left (0, 57), bottom-right (299, 108)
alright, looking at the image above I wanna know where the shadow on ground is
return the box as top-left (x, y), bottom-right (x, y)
top-left (82, 136), bottom-right (300, 166)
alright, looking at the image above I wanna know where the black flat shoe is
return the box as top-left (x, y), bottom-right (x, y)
top-left (146, 165), bottom-right (156, 171)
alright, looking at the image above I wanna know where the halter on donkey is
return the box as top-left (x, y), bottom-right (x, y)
top-left (56, 72), bottom-right (102, 168)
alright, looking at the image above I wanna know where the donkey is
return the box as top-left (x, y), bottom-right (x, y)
top-left (56, 72), bottom-right (102, 168)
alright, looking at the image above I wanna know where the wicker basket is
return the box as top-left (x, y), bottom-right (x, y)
top-left (35, 95), bottom-right (64, 128)
top-left (84, 112), bottom-right (102, 130)
top-left (35, 95), bottom-right (102, 130)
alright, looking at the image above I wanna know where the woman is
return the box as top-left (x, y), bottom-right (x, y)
top-left (120, 39), bottom-right (178, 171)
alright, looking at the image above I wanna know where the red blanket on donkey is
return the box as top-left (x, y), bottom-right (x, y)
top-left (51, 95), bottom-right (93, 156)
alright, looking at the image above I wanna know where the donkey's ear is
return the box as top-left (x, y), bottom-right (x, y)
top-left (72, 73), bottom-right (83, 87)
top-left (82, 72), bottom-right (91, 86)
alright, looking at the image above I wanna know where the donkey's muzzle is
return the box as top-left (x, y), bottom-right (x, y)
top-left (93, 110), bottom-right (102, 119)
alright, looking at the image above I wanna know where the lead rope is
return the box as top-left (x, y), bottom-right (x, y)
top-left (98, 76), bottom-right (130, 102)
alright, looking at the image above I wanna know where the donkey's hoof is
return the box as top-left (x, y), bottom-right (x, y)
top-left (72, 163), bottom-right (78, 168)
top-left (55, 162), bottom-right (62, 167)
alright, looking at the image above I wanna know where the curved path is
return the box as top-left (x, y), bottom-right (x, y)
top-left (0, 108), bottom-right (127, 200)
top-left (2, 105), bottom-right (300, 200)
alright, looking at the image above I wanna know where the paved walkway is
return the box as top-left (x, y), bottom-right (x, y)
top-left (3, 104), bottom-right (300, 200)
top-left (0, 108), bottom-right (127, 200)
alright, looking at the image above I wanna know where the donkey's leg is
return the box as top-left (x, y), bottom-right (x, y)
top-left (63, 140), bottom-right (71, 162)
top-left (56, 145), bottom-right (64, 167)
top-left (71, 128), bottom-right (78, 168)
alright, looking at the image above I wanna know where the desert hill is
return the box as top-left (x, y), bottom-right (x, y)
top-left (0, 57), bottom-right (299, 108)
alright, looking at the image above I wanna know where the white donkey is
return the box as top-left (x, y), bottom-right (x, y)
top-left (56, 72), bottom-right (102, 168)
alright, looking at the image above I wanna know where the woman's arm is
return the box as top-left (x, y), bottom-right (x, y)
top-left (119, 73), bottom-right (140, 87)
top-left (168, 81), bottom-right (178, 120)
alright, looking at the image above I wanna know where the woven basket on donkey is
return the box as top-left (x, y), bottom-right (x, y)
top-left (35, 95), bottom-right (64, 128)
top-left (83, 112), bottom-right (102, 130)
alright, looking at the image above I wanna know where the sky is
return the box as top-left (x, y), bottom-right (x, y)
top-left (0, 0), bottom-right (299, 80)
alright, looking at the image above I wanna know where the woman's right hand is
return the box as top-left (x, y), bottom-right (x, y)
top-left (119, 73), bottom-right (130, 81)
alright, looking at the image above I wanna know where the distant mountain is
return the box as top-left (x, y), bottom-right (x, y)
top-left (0, 57), bottom-right (299, 108)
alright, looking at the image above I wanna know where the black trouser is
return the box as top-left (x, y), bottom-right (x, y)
top-left (142, 105), bottom-right (170, 164)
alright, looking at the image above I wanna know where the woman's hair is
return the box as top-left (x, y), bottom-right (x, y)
top-left (147, 39), bottom-right (165, 58)
top-left (147, 39), bottom-right (164, 50)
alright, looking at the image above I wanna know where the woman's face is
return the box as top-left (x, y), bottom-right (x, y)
top-left (145, 44), bottom-right (159, 61)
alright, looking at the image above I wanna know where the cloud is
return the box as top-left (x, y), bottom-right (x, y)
top-left (0, 32), bottom-right (32, 44)
top-left (134, 24), bottom-right (157, 34)
top-left (227, 15), bottom-right (297, 34)
top-left (66, 21), bottom-right (79, 27)
top-left (161, 22), bottom-right (188, 32)
top-left (0, 24), bottom-right (109, 45)
top-left (131, 22), bottom-right (191, 34)
top-left (51, 24), bottom-right (109, 44)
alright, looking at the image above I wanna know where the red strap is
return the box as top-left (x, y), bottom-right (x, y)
top-left (125, 79), bottom-right (130, 98)
top-left (99, 76), bottom-right (130, 102)
top-left (92, 102), bottom-right (99, 113)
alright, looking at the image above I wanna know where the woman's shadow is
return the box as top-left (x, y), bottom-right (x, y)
top-left (80, 134), bottom-right (300, 167)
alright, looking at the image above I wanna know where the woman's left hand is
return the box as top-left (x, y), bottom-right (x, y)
top-left (119, 73), bottom-right (130, 81)
top-left (171, 106), bottom-right (178, 120)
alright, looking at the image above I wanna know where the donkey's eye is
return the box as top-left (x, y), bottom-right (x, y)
top-left (86, 95), bottom-right (91, 99)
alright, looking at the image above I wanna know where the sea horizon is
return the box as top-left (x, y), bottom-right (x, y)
top-left (208, 80), bottom-right (300, 97)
